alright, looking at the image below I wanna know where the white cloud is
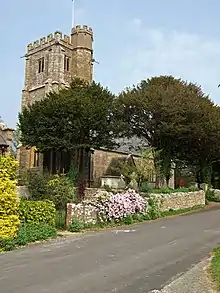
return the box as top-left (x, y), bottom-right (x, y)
top-left (119, 18), bottom-right (220, 103)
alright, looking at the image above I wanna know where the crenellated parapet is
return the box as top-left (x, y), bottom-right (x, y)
top-left (27, 31), bottom-right (72, 52)
top-left (71, 24), bottom-right (93, 36)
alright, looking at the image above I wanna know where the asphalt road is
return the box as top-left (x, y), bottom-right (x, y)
top-left (1, 207), bottom-right (220, 293)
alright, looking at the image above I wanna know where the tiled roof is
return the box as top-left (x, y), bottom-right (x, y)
top-left (114, 136), bottom-right (149, 155)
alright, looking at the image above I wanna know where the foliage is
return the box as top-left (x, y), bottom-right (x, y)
top-left (16, 223), bottom-right (57, 246)
top-left (19, 78), bottom-right (119, 153)
top-left (132, 213), bottom-right (145, 222)
top-left (118, 75), bottom-right (220, 185)
top-left (93, 189), bottom-right (147, 222)
top-left (67, 162), bottom-right (78, 184)
top-left (134, 148), bottom-right (156, 186)
top-left (0, 155), bottom-right (20, 240)
top-left (110, 148), bottom-right (156, 188)
top-left (205, 189), bottom-right (220, 202)
top-left (0, 154), bottom-right (19, 180)
top-left (0, 223), bottom-right (57, 251)
top-left (68, 218), bottom-right (85, 232)
top-left (123, 215), bottom-right (133, 225)
top-left (140, 182), bottom-right (153, 193)
top-left (211, 247), bottom-right (220, 291)
top-left (55, 210), bottom-right (66, 230)
top-left (147, 197), bottom-right (162, 219)
top-left (12, 127), bottom-right (21, 151)
top-left (19, 200), bottom-right (56, 226)
top-left (28, 172), bottom-right (75, 210)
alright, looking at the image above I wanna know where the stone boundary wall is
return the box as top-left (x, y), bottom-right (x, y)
top-left (150, 190), bottom-right (205, 212)
top-left (66, 202), bottom-right (97, 227)
top-left (66, 190), bottom-right (205, 226)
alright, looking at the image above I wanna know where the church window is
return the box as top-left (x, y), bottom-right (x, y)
top-left (64, 55), bottom-right (70, 71)
top-left (38, 57), bottom-right (44, 73)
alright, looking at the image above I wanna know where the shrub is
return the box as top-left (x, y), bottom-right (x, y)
top-left (147, 197), bottom-right (162, 219)
top-left (19, 200), bottom-right (56, 226)
top-left (0, 223), bottom-right (57, 251)
top-left (0, 155), bottom-right (20, 240)
top-left (16, 223), bottom-right (57, 246)
top-left (68, 218), bottom-right (85, 232)
top-left (140, 182), bottom-right (153, 193)
top-left (55, 210), bottom-right (66, 230)
top-left (0, 154), bottom-right (18, 180)
top-left (132, 213), bottom-right (144, 222)
top-left (94, 189), bottom-right (147, 222)
top-left (124, 215), bottom-right (133, 225)
top-left (206, 189), bottom-right (220, 202)
top-left (28, 172), bottom-right (76, 210)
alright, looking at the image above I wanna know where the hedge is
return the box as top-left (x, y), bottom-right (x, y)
top-left (0, 155), bottom-right (20, 240)
top-left (19, 200), bottom-right (56, 226)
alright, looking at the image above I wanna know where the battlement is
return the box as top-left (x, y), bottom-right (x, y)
top-left (27, 31), bottom-right (72, 52)
top-left (71, 25), bottom-right (93, 35)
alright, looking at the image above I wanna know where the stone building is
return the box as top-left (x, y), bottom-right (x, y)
top-left (18, 24), bottom-right (175, 188)
top-left (19, 24), bottom-right (94, 172)
top-left (0, 120), bottom-right (14, 155)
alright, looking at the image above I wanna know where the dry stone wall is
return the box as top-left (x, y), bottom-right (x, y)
top-left (150, 190), bottom-right (205, 212)
top-left (66, 202), bottom-right (97, 226)
top-left (66, 190), bottom-right (205, 226)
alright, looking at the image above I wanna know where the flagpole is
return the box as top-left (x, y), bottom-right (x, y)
top-left (72, 0), bottom-right (75, 28)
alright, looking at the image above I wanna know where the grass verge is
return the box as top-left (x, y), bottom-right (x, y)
top-left (210, 247), bottom-right (220, 291)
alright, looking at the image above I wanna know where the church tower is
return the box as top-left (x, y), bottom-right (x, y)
top-left (19, 25), bottom-right (94, 171)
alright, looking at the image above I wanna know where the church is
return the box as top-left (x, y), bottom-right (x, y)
top-left (18, 24), bottom-right (154, 188)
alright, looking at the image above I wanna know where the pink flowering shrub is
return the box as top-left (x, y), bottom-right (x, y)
top-left (93, 189), bottom-right (147, 222)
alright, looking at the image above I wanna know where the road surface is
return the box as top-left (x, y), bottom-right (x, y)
top-left (1, 207), bottom-right (220, 293)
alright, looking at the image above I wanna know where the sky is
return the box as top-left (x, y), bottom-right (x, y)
top-left (1, 0), bottom-right (220, 128)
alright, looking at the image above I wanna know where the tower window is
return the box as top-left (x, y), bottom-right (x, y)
top-left (38, 57), bottom-right (44, 73)
top-left (64, 55), bottom-right (70, 71)
top-left (33, 150), bottom-right (39, 167)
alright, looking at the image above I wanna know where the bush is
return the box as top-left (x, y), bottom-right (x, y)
top-left (140, 182), bottom-right (153, 193)
top-left (19, 200), bottom-right (56, 226)
top-left (68, 218), bottom-right (85, 232)
top-left (206, 189), bottom-right (220, 202)
top-left (0, 154), bottom-right (18, 180)
top-left (0, 223), bottom-right (57, 251)
top-left (0, 155), bottom-right (20, 240)
top-left (124, 215), bottom-right (133, 225)
top-left (147, 197), bottom-right (162, 219)
top-left (16, 223), bottom-right (57, 246)
top-left (132, 213), bottom-right (144, 222)
top-left (94, 189), bottom-right (147, 222)
top-left (55, 210), bottom-right (66, 230)
top-left (28, 172), bottom-right (76, 210)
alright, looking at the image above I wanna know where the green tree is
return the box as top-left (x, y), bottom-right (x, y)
top-left (19, 79), bottom-right (119, 170)
top-left (118, 75), bottom-right (219, 185)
